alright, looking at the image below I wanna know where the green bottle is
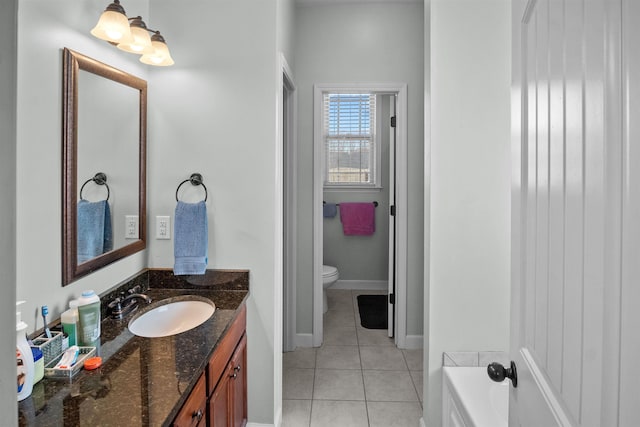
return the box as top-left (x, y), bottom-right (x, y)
top-left (61, 300), bottom-right (79, 346)
top-left (77, 290), bottom-right (101, 347)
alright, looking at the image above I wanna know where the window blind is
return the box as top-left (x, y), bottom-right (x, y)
top-left (323, 93), bottom-right (377, 186)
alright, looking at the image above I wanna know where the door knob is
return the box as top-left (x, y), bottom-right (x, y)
top-left (487, 361), bottom-right (518, 388)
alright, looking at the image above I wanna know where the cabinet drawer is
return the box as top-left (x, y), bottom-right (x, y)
top-left (208, 305), bottom-right (246, 394)
top-left (173, 374), bottom-right (206, 427)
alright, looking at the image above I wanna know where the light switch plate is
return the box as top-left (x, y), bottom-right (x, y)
top-left (156, 215), bottom-right (171, 240)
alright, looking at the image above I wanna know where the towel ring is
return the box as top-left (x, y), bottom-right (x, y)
top-left (80, 172), bottom-right (110, 201)
top-left (176, 173), bottom-right (208, 202)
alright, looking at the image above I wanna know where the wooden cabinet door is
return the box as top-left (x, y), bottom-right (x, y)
top-left (172, 374), bottom-right (206, 427)
top-left (210, 334), bottom-right (247, 427)
top-left (209, 371), bottom-right (230, 427)
top-left (229, 334), bottom-right (247, 427)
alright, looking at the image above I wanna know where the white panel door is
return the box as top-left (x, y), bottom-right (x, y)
top-left (510, 0), bottom-right (640, 425)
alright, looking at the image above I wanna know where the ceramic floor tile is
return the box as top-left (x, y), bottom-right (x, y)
top-left (366, 401), bottom-right (423, 427)
top-left (282, 399), bottom-right (311, 427)
top-left (478, 351), bottom-right (509, 367)
top-left (283, 368), bottom-right (315, 400)
top-left (284, 347), bottom-right (317, 369)
top-left (310, 400), bottom-right (369, 427)
top-left (410, 370), bottom-right (424, 402)
top-left (363, 370), bottom-right (419, 402)
top-left (327, 290), bottom-right (355, 312)
top-left (327, 289), bottom-right (353, 300)
top-left (282, 287), bottom-right (426, 426)
top-left (316, 345), bottom-right (361, 370)
top-left (324, 310), bottom-right (357, 329)
top-left (356, 327), bottom-right (394, 346)
top-left (323, 325), bottom-right (358, 346)
top-left (360, 346), bottom-right (408, 370)
top-left (313, 369), bottom-right (365, 401)
top-left (443, 351), bottom-right (478, 367)
top-left (402, 349), bottom-right (424, 371)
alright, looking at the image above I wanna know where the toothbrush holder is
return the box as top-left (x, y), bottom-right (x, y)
top-left (32, 331), bottom-right (64, 365)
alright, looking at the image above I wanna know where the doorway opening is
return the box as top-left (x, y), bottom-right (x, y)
top-left (312, 83), bottom-right (408, 348)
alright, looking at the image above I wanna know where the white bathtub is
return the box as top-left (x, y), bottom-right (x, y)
top-left (442, 367), bottom-right (508, 427)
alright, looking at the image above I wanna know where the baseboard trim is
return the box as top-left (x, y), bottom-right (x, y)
top-left (330, 279), bottom-right (387, 290)
top-left (403, 334), bottom-right (424, 350)
top-left (294, 333), bottom-right (313, 348)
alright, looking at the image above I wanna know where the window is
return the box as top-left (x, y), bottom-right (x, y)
top-left (323, 93), bottom-right (378, 188)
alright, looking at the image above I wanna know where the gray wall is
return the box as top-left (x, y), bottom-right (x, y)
top-left (0, 0), bottom-right (18, 421)
top-left (13, 0), bottom-right (295, 423)
top-left (425, 0), bottom-right (511, 425)
top-left (16, 0), bottom-right (149, 334)
top-left (294, 3), bottom-right (425, 336)
top-left (148, 0), bottom-right (295, 423)
top-left (323, 95), bottom-right (391, 281)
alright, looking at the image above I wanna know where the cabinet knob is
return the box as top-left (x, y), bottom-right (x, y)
top-left (192, 409), bottom-right (203, 421)
top-left (234, 365), bottom-right (241, 372)
top-left (231, 372), bottom-right (237, 379)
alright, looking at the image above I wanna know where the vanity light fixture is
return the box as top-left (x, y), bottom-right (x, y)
top-left (90, 0), bottom-right (133, 44)
top-left (91, 1), bottom-right (174, 66)
top-left (116, 17), bottom-right (153, 55)
top-left (140, 32), bottom-right (175, 66)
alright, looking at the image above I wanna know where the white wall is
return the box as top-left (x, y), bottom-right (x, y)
top-left (0, 0), bottom-right (18, 421)
top-left (294, 2), bottom-right (425, 336)
top-left (148, 0), bottom-right (294, 423)
top-left (422, 0), bottom-right (431, 420)
top-left (425, 0), bottom-right (511, 425)
top-left (16, 0), bottom-right (149, 332)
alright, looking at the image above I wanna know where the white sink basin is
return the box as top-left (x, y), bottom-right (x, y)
top-left (128, 296), bottom-right (215, 338)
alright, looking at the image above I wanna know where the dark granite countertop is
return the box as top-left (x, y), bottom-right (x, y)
top-left (18, 269), bottom-right (249, 427)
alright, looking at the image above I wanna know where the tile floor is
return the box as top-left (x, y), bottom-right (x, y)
top-left (282, 289), bottom-right (423, 427)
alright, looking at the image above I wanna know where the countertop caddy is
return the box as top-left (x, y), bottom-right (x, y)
top-left (18, 269), bottom-right (249, 427)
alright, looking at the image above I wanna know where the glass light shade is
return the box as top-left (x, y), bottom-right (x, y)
top-left (117, 25), bottom-right (153, 54)
top-left (140, 40), bottom-right (175, 66)
top-left (90, 10), bottom-right (133, 44)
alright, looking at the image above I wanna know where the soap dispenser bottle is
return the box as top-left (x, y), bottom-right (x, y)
top-left (16, 301), bottom-right (34, 401)
top-left (61, 299), bottom-right (79, 346)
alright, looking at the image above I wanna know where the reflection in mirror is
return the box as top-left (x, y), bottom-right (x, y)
top-left (63, 48), bottom-right (147, 285)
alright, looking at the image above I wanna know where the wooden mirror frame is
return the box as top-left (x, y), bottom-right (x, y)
top-left (62, 48), bottom-right (147, 285)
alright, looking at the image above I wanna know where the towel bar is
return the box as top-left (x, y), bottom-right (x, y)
top-left (323, 201), bottom-right (378, 207)
top-left (176, 173), bottom-right (208, 202)
top-left (80, 172), bottom-right (110, 201)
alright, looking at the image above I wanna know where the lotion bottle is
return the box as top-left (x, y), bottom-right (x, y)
top-left (16, 301), bottom-right (34, 401)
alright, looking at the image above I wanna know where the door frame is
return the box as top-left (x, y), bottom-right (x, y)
top-left (312, 83), bottom-right (408, 347)
top-left (387, 94), bottom-right (397, 338)
top-left (281, 54), bottom-right (297, 353)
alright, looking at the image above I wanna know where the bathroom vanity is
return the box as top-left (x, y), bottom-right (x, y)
top-left (18, 269), bottom-right (249, 427)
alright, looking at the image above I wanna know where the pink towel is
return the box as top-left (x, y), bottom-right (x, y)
top-left (339, 203), bottom-right (375, 236)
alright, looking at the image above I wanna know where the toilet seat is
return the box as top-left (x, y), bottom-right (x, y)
top-left (322, 265), bottom-right (338, 279)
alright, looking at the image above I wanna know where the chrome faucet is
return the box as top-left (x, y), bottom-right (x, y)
top-left (108, 288), bottom-right (152, 319)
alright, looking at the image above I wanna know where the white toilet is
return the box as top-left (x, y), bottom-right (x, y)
top-left (322, 265), bottom-right (340, 313)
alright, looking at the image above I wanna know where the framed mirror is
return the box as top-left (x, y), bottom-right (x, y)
top-left (62, 48), bottom-right (147, 285)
